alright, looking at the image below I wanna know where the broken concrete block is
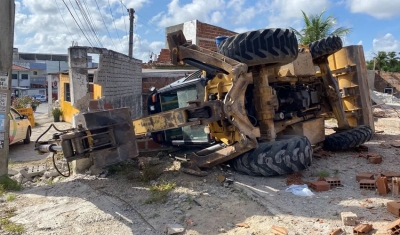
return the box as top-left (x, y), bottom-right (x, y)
top-left (44, 170), bottom-right (60, 178)
top-left (340, 212), bottom-right (357, 226)
top-left (270, 225), bottom-right (288, 235)
top-left (377, 177), bottom-right (390, 195)
top-left (165, 224), bottom-right (185, 235)
top-left (310, 181), bottom-right (330, 192)
top-left (356, 172), bottom-right (374, 182)
top-left (23, 165), bottom-right (47, 178)
top-left (353, 223), bottom-right (373, 235)
top-left (387, 201), bottom-right (400, 217)
top-left (7, 169), bottom-right (19, 176)
top-left (19, 169), bottom-right (32, 181)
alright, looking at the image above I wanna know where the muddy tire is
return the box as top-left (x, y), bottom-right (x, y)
top-left (218, 28), bottom-right (298, 67)
top-left (230, 135), bottom-right (312, 176)
top-left (23, 127), bottom-right (31, 144)
top-left (308, 35), bottom-right (343, 59)
top-left (323, 125), bottom-right (373, 151)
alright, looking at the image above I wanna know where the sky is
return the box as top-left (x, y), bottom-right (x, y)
top-left (13, 0), bottom-right (400, 62)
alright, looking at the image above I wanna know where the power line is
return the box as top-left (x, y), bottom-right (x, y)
top-left (120, 1), bottom-right (128, 37)
top-left (54, 0), bottom-right (75, 42)
top-left (94, 0), bottom-right (116, 49)
top-left (67, 0), bottom-right (96, 46)
top-left (135, 12), bottom-right (164, 35)
top-left (75, 0), bottom-right (103, 47)
top-left (62, 0), bottom-right (94, 47)
top-left (82, 0), bottom-right (104, 47)
top-left (107, 0), bottom-right (123, 51)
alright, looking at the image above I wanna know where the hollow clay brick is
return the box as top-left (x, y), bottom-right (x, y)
top-left (310, 181), bottom-right (330, 192)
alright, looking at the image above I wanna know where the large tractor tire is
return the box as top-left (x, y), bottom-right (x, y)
top-left (323, 125), bottom-right (373, 151)
top-left (230, 135), bottom-right (312, 176)
top-left (308, 35), bottom-right (343, 59)
top-left (218, 28), bottom-right (298, 67)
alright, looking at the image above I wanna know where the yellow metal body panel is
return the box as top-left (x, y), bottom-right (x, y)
top-left (204, 73), bottom-right (238, 145)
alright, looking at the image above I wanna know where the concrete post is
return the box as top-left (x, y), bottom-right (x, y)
top-left (0, 0), bottom-right (14, 177)
top-left (128, 8), bottom-right (135, 58)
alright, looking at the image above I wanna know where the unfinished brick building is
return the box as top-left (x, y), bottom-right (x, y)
top-left (157, 20), bottom-right (237, 63)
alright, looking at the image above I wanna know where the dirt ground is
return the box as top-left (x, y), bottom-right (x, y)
top-left (1, 119), bottom-right (400, 235)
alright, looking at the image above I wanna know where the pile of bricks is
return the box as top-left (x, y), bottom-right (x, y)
top-left (388, 219), bottom-right (400, 235)
top-left (356, 172), bottom-right (400, 196)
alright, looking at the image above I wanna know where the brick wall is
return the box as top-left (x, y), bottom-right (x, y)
top-left (196, 21), bottom-right (237, 51)
top-left (374, 71), bottom-right (400, 98)
top-left (157, 49), bottom-right (171, 63)
top-left (69, 47), bottom-right (143, 119)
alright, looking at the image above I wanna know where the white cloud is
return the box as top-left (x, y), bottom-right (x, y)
top-left (233, 27), bottom-right (253, 33)
top-left (156, 0), bottom-right (226, 27)
top-left (347, 0), bottom-right (400, 19)
top-left (210, 11), bottom-right (224, 24)
top-left (372, 33), bottom-right (400, 53)
top-left (259, 0), bottom-right (331, 29)
top-left (13, 0), bottom-right (160, 62)
top-left (357, 40), bottom-right (363, 45)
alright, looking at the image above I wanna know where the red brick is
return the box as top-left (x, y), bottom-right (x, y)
top-left (360, 179), bottom-right (376, 190)
top-left (325, 177), bottom-right (342, 187)
top-left (368, 155), bottom-right (382, 164)
top-left (388, 201), bottom-right (400, 217)
top-left (377, 177), bottom-right (390, 195)
top-left (356, 172), bottom-right (375, 182)
top-left (329, 228), bottom-right (343, 235)
top-left (310, 181), bottom-right (330, 192)
top-left (382, 171), bottom-right (400, 181)
top-left (353, 223), bottom-right (373, 235)
top-left (270, 225), bottom-right (288, 235)
top-left (387, 218), bottom-right (400, 234)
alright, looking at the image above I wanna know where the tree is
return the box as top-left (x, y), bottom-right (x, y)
top-left (374, 51), bottom-right (388, 71)
top-left (291, 10), bottom-right (352, 45)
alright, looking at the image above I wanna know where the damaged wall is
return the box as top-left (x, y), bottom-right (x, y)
top-left (69, 47), bottom-right (142, 118)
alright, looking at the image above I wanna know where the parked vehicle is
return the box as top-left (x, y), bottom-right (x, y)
top-left (9, 107), bottom-right (31, 145)
top-left (32, 94), bottom-right (47, 102)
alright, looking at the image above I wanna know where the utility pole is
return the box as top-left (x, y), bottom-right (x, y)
top-left (128, 8), bottom-right (135, 58)
top-left (0, 0), bottom-right (15, 177)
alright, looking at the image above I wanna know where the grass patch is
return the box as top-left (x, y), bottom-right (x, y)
top-left (145, 181), bottom-right (176, 204)
top-left (0, 218), bottom-right (24, 234)
top-left (0, 176), bottom-right (21, 195)
top-left (139, 165), bottom-right (163, 183)
top-left (0, 207), bottom-right (23, 234)
top-left (5, 194), bottom-right (16, 202)
top-left (316, 170), bottom-right (330, 179)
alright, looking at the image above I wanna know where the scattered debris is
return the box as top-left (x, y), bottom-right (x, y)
top-left (355, 145), bottom-right (369, 152)
top-left (382, 172), bottom-right (400, 182)
top-left (286, 172), bottom-right (304, 186)
top-left (353, 223), bottom-right (373, 235)
top-left (217, 175), bottom-right (226, 183)
top-left (164, 224), bottom-right (185, 235)
top-left (356, 173), bottom-right (375, 182)
top-left (236, 222), bottom-right (250, 228)
top-left (270, 225), bottom-right (288, 235)
top-left (393, 177), bottom-right (400, 196)
top-left (313, 150), bottom-right (331, 158)
top-left (391, 141), bottom-right (400, 148)
top-left (310, 181), bottom-right (330, 192)
top-left (387, 201), bottom-right (400, 217)
top-left (367, 153), bottom-right (383, 164)
top-left (340, 212), bottom-right (357, 226)
top-left (375, 130), bottom-right (384, 134)
top-left (377, 177), bottom-right (390, 195)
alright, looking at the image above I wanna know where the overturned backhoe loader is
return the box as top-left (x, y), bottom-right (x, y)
top-left (36, 28), bottom-right (373, 177)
